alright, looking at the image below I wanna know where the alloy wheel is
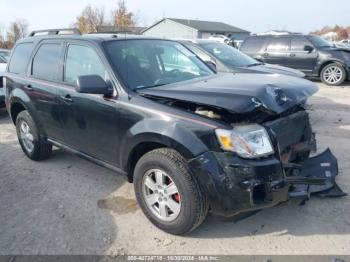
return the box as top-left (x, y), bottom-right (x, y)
top-left (20, 121), bottom-right (35, 153)
top-left (323, 65), bottom-right (343, 85)
top-left (142, 169), bottom-right (181, 222)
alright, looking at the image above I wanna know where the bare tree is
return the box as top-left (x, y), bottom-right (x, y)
top-left (6, 19), bottom-right (29, 48)
top-left (111, 0), bottom-right (136, 31)
top-left (75, 5), bottom-right (106, 33)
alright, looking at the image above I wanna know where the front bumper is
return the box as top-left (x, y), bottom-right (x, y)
top-left (189, 110), bottom-right (346, 217)
top-left (189, 149), bottom-right (346, 217)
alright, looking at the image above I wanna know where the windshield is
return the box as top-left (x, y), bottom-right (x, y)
top-left (104, 40), bottom-right (213, 90)
top-left (308, 35), bottom-right (333, 48)
top-left (0, 51), bottom-right (10, 62)
top-left (199, 42), bottom-right (258, 67)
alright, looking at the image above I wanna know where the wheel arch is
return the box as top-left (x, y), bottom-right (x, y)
top-left (318, 60), bottom-right (348, 77)
top-left (9, 93), bottom-right (45, 136)
top-left (124, 134), bottom-right (200, 183)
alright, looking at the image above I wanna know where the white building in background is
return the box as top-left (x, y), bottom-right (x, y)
top-left (142, 18), bottom-right (251, 41)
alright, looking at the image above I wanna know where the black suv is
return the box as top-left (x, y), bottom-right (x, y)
top-left (4, 29), bottom-right (345, 235)
top-left (240, 34), bottom-right (350, 86)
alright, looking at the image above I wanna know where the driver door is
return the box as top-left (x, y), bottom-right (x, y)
top-left (58, 42), bottom-right (120, 164)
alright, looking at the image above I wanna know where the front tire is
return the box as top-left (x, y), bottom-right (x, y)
top-left (16, 110), bottom-right (52, 161)
top-left (320, 63), bottom-right (346, 86)
top-left (133, 148), bottom-right (208, 235)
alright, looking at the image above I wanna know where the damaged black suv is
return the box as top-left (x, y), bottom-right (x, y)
top-left (4, 29), bottom-right (346, 235)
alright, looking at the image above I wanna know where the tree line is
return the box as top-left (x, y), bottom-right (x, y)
top-left (310, 25), bottom-right (350, 40)
top-left (0, 0), bottom-right (137, 49)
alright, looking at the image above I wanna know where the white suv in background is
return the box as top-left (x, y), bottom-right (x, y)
top-left (208, 34), bottom-right (232, 45)
top-left (0, 49), bottom-right (10, 73)
top-left (0, 49), bottom-right (10, 107)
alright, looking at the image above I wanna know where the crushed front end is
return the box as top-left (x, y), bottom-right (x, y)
top-left (189, 109), bottom-right (347, 217)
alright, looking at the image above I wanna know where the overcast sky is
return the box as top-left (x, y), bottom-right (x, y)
top-left (1, 0), bottom-right (349, 34)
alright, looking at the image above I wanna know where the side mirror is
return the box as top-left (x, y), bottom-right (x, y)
top-left (304, 45), bottom-right (314, 53)
top-left (205, 60), bottom-right (217, 73)
top-left (76, 75), bottom-right (112, 95)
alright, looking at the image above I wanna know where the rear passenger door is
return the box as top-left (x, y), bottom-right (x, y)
top-left (289, 36), bottom-right (318, 72)
top-left (58, 42), bottom-right (120, 165)
top-left (263, 36), bottom-right (291, 66)
top-left (28, 41), bottom-right (65, 141)
top-left (240, 37), bottom-right (267, 60)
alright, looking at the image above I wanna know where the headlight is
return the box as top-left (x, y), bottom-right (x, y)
top-left (215, 124), bottom-right (274, 158)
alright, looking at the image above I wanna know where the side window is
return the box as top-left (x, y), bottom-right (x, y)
top-left (266, 37), bottom-right (290, 52)
top-left (32, 43), bottom-right (62, 81)
top-left (240, 38), bottom-right (266, 52)
top-left (64, 45), bottom-right (106, 85)
top-left (291, 37), bottom-right (313, 51)
top-left (8, 42), bottom-right (34, 74)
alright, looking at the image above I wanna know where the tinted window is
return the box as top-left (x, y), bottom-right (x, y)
top-left (64, 45), bottom-right (106, 85)
top-left (291, 37), bottom-right (312, 51)
top-left (240, 37), bottom-right (266, 52)
top-left (308, 35), bottom-right (333, 48)
top-left (266, 37), bottom-right (290, 52)
top-left (32, 44), bottom-right (62, 81)
top-left (8, 43), bottom-right (34, 74)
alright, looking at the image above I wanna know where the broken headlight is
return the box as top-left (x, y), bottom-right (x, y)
top-left (215, 124), bottom-right (274, 158)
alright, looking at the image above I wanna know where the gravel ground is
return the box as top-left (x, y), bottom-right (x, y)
top-left (0, 82), bottom-right (350, 255)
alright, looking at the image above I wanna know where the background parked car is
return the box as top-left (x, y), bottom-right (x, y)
top-left (240, 34), bottom-right (350, 86)
top-left (335, 42), bottom-right (350, 49)
top-left (181, 39), bottom-right (305, 78)
top-left (0, 49), bottom-right (10, 74)
top-left (0, 49), bottom-right (10, 107)
top-left (208, 34), bottom-right (232, 45)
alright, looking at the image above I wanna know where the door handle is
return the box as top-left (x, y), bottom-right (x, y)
top-left (61, 94), bottom-right (73, 103)
top-left (24, 84), bottom-right (34, 91)
top-left (263, 53), bottom-right (269, 57)
top-left (289, 53), bottom-right (296, 57)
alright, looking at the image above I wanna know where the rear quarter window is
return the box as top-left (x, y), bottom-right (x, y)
top-left (240, 37), bottom-right (266, 53)
top-left (8, 42), bottom-right (34, 74)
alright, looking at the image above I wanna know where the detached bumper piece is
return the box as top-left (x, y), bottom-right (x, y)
top-left (286, 148), bottom-right (347, 199)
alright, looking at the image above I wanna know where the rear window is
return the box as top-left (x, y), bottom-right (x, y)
top-left (240, 37), bottom-right (266, 52)
top-left (8, 42), bottom-right (34, 74)
top-left (32, 43), bottom-right (62, 81)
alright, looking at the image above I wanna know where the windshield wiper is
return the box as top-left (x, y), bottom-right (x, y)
top-left (134, 83), bottom-right (169, 91)
top-left (246, 62), bottom-right (264, 67)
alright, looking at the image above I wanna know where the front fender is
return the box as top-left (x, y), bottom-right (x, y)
top-left (120, 119), bottom-right (212, 170)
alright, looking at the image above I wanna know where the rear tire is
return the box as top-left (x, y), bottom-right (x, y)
top-left (320, 63), bottom-right (346, 86)
top-left (16, 110), bottom-right (52, 161)
top-left (133, 148), bottom-right (208, 235)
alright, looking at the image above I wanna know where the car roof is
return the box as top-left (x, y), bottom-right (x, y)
top-left (174, 38), bottom-right (225, 45)
top-left (16, 33), bottom-right (168, 45)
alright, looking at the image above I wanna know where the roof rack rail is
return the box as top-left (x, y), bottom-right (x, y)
top-left (29, 28), bottom-right (81, 37)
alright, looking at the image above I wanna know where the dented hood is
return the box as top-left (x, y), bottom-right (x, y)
top-left (138, 73), bottom-right (319, 114)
